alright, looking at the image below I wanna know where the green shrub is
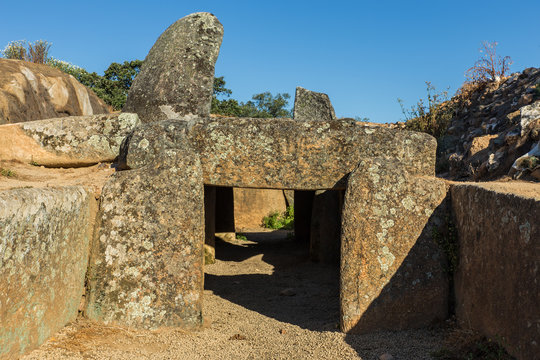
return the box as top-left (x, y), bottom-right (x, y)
top-left (236, 234), bottom-right (247, 241)
top-left (1, 40), bottom-right (27, 60)
top-left (398, 82), bottom-right (454, 139)
top-left (0, 168), bottom-right (16, 177)
top-left (1, 40), bottom-right (51, 63)
top-left (262, 206), bottom-right (294, 230)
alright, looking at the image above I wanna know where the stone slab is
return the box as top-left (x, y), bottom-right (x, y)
top-left (85, 147), bottom-right (204, 329)
top-left (451, 183), bottom-right (539, 360)
top-left (125, 118), bottom-right (437, 190)
top-left (0, 187), bottom-right (93, 359)
top-left (0, 113), bottom-right (140, 167)
top-left (340, 158), bottom-right (449, 333)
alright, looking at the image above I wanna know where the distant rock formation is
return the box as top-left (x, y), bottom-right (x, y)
top-left (439, 67), bottom-right (540, 181)
top-left (124, 12), bottom-right (223, 122)
top-left (0, 59), bottom-right (110, 124)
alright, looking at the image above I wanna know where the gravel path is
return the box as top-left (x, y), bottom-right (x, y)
top-left (23, 230), bottom-right (446, 359)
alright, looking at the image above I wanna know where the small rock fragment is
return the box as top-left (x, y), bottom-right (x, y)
top-left (279, 288), bottom-right (296, 296)
top-left (229, 334), bottom-right (247, 340)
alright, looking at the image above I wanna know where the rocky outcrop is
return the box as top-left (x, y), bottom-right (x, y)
top-left (85, 144), bottom-right (205, 329)
top-left (124, 118), bottom-right (437, 190)
top-left (0, 59), bottom-right (110, 124)
top-left (452, 183), bottom-right (539, 360)
top-left (0, 187), bottom-right (95, 359)
top-left (124, 12), bottom-right (223, 122)
top-left (340, 158), bottom-right (449, 333)
top-left (0, 113), bottom-right (140, 167)
top-left (293, 86), bottom-right (336, 121)
top-left (441, 67), bottom-right (540, 181)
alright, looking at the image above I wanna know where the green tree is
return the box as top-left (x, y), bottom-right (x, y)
top-left (211, 76), bottom-right (292, 118)
top-left (213, 76), bottom-right (232, 97)
top-left (47, 58), bottom-right (142, 110)
top-left (248, 92), bottom-right (292, 118)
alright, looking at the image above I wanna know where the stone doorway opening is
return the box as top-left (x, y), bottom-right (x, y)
top-left (203, 185), bottom-right (344, 266)
top-left (202, 185), bottom-right (343, 329)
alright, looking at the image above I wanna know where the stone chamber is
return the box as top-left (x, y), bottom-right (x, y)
top-left (0, 12), bottom-right (538, 360)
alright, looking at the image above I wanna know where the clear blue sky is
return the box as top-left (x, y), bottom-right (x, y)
top-left (1, 1), bottom-right (539, 123)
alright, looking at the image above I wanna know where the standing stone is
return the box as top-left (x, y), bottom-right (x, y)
top-left (293, 86), bottom-right (336, 121)
top-left (340, 158), bottom-right (449, 333)
top-left (85, 141), bottom-right (204, 329)
top-left (123, 12), bottom-right (223, 122)
top-left (293, 86), bottom-right (340, 259)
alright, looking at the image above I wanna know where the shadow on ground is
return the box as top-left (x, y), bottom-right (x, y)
top-left (204, 231), bottom-right (340, 332)
top-left (204, 230), bottom-right (448, 359)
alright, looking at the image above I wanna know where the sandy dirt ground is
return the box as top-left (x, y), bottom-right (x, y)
top-left (21, 230), bottom-right (448, 360)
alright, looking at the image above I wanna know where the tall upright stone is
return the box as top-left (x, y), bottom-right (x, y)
top-left (85, 128), bottom-right (205, 329)
top-left (340, 158), bottom-right (449, 333)
top-left (293, 86), bottom-right (340, 261)
top-left (293, 86), bottom-right (336, 121)
top-left (124, 12), bottom-right (223, 122)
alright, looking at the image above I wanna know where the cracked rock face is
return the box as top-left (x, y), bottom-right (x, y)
top-left (123, 12), bottom-right (223, 122)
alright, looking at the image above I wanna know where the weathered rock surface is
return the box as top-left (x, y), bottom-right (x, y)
top-left (340, 158), bottom-right (449, 333)
top-left (293, 86), bottom-right (336, 121)
top-left (0, 59), bottom-right (110, 124)
top-left (124, 12), bottom-right (223, 122)
top-left (85, 144), bottom-right (204, 329)
top-left (124, 118), bottom-right (437, 189)
top-left (440, 67), bottom-right (540, 180)
top-left (0, 113), bottom-right (139, 167)
top-left (452, 183), bottom-right (539, 360)
top-left (233, 188), bottom-right (287, 230)
top-left (0, 187), bottom-right (94, 359)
